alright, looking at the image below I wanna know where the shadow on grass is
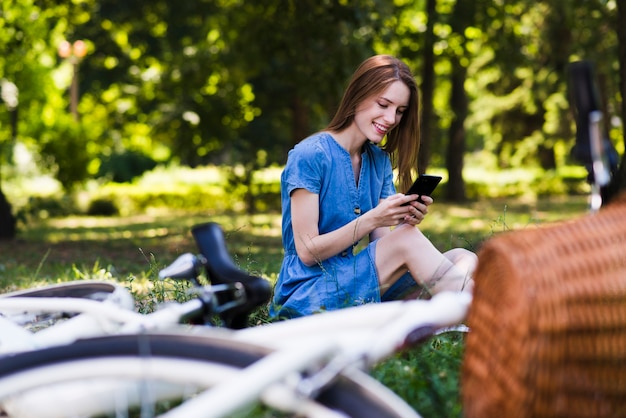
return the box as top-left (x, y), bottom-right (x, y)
top-left (0, 210), bottom-right (284, 287)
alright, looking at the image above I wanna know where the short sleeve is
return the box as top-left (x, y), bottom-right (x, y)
top-left (282, 138), bottom-right (327, 196)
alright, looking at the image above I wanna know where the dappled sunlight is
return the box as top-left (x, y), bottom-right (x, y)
top-left (49, 216), bottom-right (147, 228)
top-left (35, 227), bottom-right (170, 243)
top-left (136, 165), bottom-right (224, 186)
top-left (422, 195), bottom-right (590, 251)
top-left (6, 196), bottom-right (590, 287)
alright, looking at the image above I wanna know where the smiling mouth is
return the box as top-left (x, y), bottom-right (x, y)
top-left (373, 122), bottom-right (388, 135)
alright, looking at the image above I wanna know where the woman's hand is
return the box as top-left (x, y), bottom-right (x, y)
top-left (403, 194), bottom-right (431, 225)
top-left (373, 194), bottom-right (432, 227)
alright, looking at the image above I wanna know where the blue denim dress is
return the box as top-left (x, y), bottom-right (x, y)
top-left (270, 132), bottom-right (398, 318)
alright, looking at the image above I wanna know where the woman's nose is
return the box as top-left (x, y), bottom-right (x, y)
top-left (383, 108), bottom-right (397, 124)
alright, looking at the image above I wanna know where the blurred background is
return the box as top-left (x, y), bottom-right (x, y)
top-left (0, 0), bottom-right (624, 238)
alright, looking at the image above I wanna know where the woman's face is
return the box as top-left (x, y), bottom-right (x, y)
top-left (353, 80), bottom-right (410, 143)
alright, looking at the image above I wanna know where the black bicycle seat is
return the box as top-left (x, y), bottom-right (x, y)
top-left (191, 222), bottom-right (271, 329)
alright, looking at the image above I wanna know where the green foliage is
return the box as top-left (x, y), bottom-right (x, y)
top-left (373, 332), bottom-right (466, 417)
top-left (126, 272), bottom-right (193, 315)
top-left (7, 163), bottom-right (591, 229)
top-left (89, 164), bottom-right (283, 215)
top-left (86, 197), bottom-right (119, 216)
top-left (97, 150), bottom-right (157, 183)
top-left (17, 195), bottom-right (78, 223)
top-left (461, 167), bottom-right (588, 199)
top-left (464, 0), bottom-right (621, 172)
top-left (93, 182), bottom-right (241, 215)
top-left (36, 117), bottom-right (93, 190)
top-left (1, 0), bottom-right (623, 205)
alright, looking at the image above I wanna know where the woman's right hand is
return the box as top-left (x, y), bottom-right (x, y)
top-left (374, 194), bottom-right (430, 226)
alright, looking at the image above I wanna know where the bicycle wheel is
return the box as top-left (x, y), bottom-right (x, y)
top-left (1, 279), bottom-right (133, 305)
top-left (0, 280), bottom-right (134, 330)
top-left (0, 332), bottom-right (420, 418)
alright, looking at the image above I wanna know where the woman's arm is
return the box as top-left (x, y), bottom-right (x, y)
top-left (291, 189), bottom-right (425, 266)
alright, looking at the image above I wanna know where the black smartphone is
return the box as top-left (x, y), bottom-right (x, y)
top-left (402, 174), bottom-right (442, 205)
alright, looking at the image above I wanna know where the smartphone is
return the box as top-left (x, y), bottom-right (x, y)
top-left (402, 174), bottom-right (442, 205)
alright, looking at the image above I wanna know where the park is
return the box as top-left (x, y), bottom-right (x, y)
top-left (0, 0), bottom-right (625, 416)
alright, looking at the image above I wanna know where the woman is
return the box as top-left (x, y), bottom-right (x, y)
top-left (270, 55), bottom-right (475, 319)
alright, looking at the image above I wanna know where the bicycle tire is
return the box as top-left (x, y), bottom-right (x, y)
top-left (0, 280), bottom-right (134, 330)
top-left (1, 279), bottom-right (133, 305)
top-left (0, 332), bottom-right (419, 418)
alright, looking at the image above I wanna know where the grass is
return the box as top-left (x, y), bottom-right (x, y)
top-left (0, 171), bottom-right (592, 416)
top-left (3, 194), bottom-right (590, 280)
top-left (0, 211), bottom-right (283, 291)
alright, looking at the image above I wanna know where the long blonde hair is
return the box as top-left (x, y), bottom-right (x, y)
top-left (326, 55), bottom-right (421, 192)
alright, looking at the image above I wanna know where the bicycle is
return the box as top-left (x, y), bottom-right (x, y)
top-left (568, 60), bottom-right (620, 211)
top-left (0, 221), bottom-right (471, 418)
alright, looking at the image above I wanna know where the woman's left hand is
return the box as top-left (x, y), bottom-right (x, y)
top-left (403, 195), bottom-right (432, 225)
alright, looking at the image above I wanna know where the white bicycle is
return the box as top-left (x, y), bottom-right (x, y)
top-left (0, 222), bottom-right (470, 418)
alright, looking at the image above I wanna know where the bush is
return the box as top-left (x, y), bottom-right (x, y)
top-left (98, 151), bottom-right (157, 183)
top-left (17, 195), bottom-right (78, 221)
top-left (86, 198), bottom-right (119, 216)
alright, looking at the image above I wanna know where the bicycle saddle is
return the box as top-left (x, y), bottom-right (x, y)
top-left (191, 222), bottom-right (272, 329)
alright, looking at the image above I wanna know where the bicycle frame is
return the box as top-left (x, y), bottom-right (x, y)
top-left (568, 60), bottom-right (618, 211)
top-left (0, 289), bottom-right (469, 356)
top-left (0, 220), bottom-right (471, 417)
top-left (0, 295), bottom-right (203, 353)
top-left (0, 287), bottom-right (470, 417)
top-left (176, 292), bottom-right (471, 417)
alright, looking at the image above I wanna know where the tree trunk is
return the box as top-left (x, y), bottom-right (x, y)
top-left (538, 146), bottom-right (557, 170)
top-left (445, 0), bottom-right (474, 202)
top-left (418, 0), bottom-right (437, 174)
top-left (446, 56), bottom-right (468, 201)
top-left (0, 189), bottom-right (16, 240)
top-left (0, 107), bottom-right (17, 240)
top-left (291, 95), bottom-right (309, 147)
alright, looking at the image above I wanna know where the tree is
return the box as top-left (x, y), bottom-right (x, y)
top-left (444, 0), bottom-right (476, 201)
top-left (2, 0), bottom-right (625, 218)
top-left (0, 80), bottom-right (18, 239)
top-left (419, 0), bottom-right (437, 175)
top-left (209, 0), bottom-right (393, 212)
top-left (0, 0), bottom-right (65, 237)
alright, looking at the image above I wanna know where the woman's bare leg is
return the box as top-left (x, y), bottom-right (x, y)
top-left (436, 247), bottom-right (476, 293)
top-left (375, 224), bottom-right (475, 295)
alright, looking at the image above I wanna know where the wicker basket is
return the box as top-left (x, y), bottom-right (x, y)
top-left (462, 194), bottom-right (626, 418)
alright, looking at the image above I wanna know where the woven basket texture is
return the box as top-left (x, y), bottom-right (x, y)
top-left (462, 193), bottom-right (626, 418)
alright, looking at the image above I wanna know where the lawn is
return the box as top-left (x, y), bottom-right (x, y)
top-left (0, 190), bottom-right (591, 417)
top-left (1, 194), bottom-right (590, 286)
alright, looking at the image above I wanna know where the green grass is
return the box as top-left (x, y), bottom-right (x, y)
top-left (1, 195), bottom-right (589, 288)
top-left (373, 332), bottom-right (467, 417)
top-left (0, 165), bottom-right (592, 417)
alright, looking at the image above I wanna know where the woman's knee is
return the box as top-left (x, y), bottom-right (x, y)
top-left (395, 223), bottom-right (428, 243)
top-left (445, 248), bottom-right (477, 263)
top-left (444, 248), bottom-right (477, 274)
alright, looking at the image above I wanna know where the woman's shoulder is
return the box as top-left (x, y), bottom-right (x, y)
top-left (290, 132), bottom-right (335, 158)
top-left (296, 131), bottom-right (334, 147)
